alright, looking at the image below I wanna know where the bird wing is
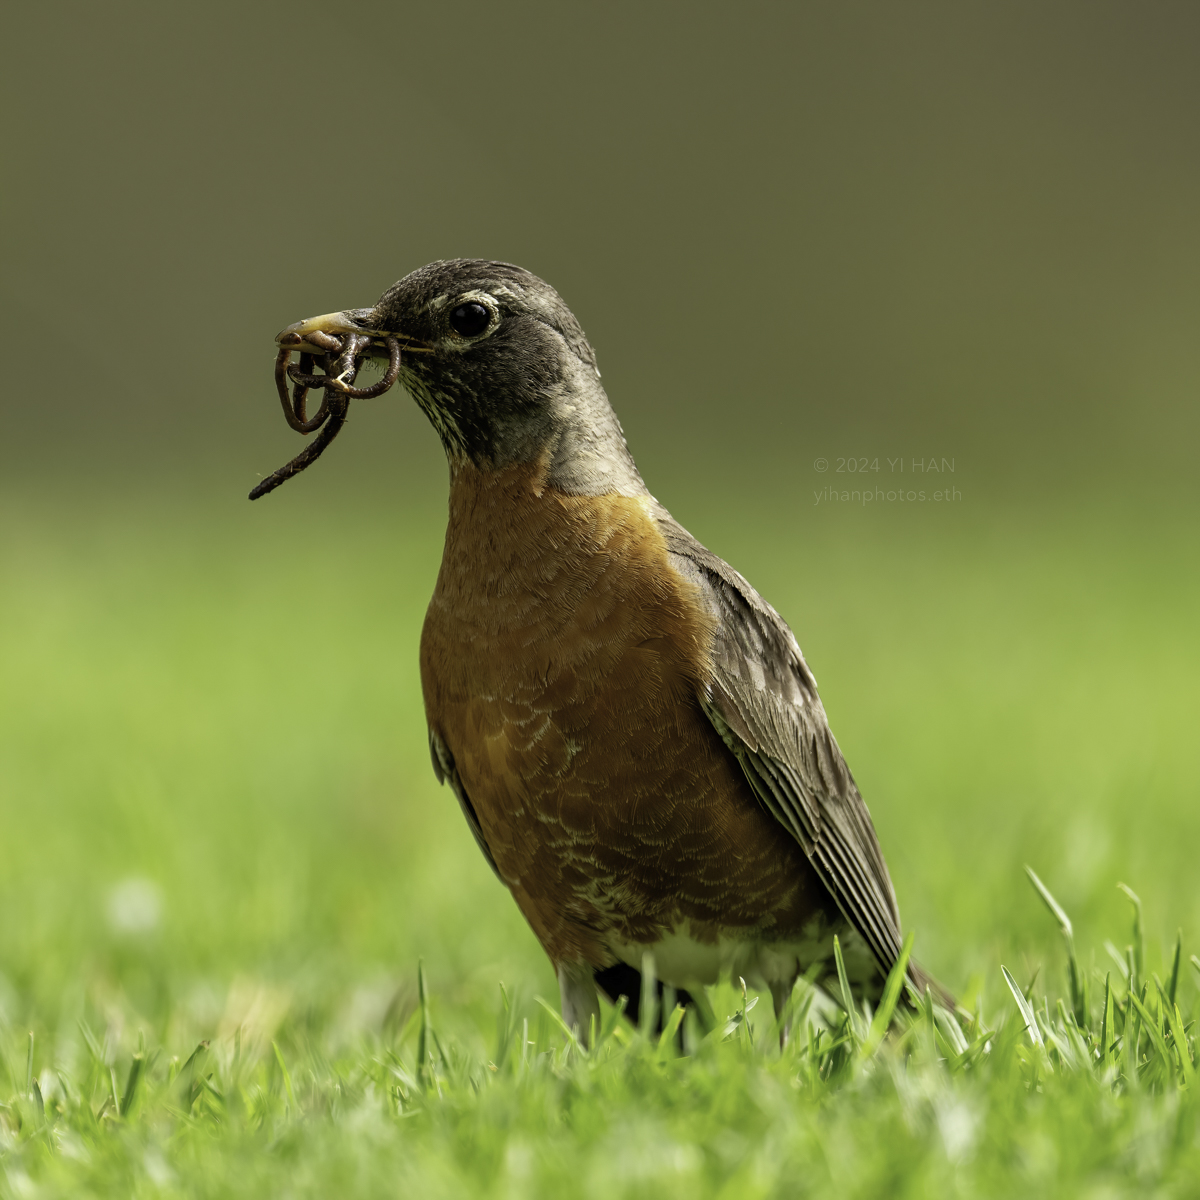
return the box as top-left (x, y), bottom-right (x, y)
top-left (429, 728), bottom-right (502, 879)
top-left (654, 506), bottom-right (905, 978)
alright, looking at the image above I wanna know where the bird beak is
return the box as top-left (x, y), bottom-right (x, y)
top-left (275, 310), bottom-right (429, 355)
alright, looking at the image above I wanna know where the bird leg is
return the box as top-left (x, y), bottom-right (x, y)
top-left (251, 334), bottom-right (404, 501)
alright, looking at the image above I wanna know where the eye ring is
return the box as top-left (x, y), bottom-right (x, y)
top-left (449, 301), bottom-right (492, 338)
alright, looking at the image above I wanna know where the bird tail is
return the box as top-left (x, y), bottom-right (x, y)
top-left (906, 959), bottom-right (956, 1013)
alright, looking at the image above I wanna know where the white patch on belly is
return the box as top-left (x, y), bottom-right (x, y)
top-left (607, 918), bottom-right (880, 997)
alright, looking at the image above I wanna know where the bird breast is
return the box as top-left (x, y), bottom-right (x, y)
top-left (419, 454), bottom-right (824, 966)
top-left (420, 455), bottom-right (715, 778)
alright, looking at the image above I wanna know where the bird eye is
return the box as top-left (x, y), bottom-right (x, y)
top-left (449, 301), bottom-right (492, 338)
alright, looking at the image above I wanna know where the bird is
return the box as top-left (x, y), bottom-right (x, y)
top-left (268, 258), bottom-right (943, 1039)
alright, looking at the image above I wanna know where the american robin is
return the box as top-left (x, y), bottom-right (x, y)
top-left (266, 259), bottom-right (943, 1038)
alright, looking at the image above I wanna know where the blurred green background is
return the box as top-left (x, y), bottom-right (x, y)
top-left (1, 0), bottom-right (1198, 1041)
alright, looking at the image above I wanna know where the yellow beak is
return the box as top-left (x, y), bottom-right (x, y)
top-left (275, 311), bottom-right (389, 354)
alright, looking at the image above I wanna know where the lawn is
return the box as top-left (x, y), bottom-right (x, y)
top-left (1, 477), bottom-right (1198, 1197)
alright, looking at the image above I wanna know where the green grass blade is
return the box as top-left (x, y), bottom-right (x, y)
top-left (1128, 991), bottom-right (1172, 1082)
top-left (951, 1027), bottom-right (996, 1071)
top-left (1167, 932), bottom-right (1182, 1007)
top-left (1026, 867), bottom-right (1084, 1025)
top-left (861, 930), bottom-right (915, 1059)
top-left (120, 1053), bottom-right (144, 1117)
top-left (1153, 981), bottom-right (1195, 1086)
top-left (77, 1020), bottom-right (107, 1069)
top-left (936, 1006), bottom-right (969, 1056)
top-left (1123, 988), bottom-right (1141, 1089)
top-left (832, 935), bottom-right (862, 1043)
top-left (1002, 965), bottom-right (1044, 1047)
top-left (1172, 1003), bottom-right (1195, 1086)
top-left (1117, 883), bottom-right (1144, 982)
top-left (1025, 865), bottom-right (1073, 938)
top-left (180, 1040), bottom-right (209, 1073)
top-left (597, 994), bottom-right (629, 1047)
top-left (657, 1005), bottom-right (686, 1057)
top-left (534, 996), bottom-right (584, 1055)
top-left (1100, 973), bottom-right (1115, 1069)
top-left (495, 983), bottom-right (517, 1069)
top-left (639, 952), bottom-right (658, 1040)
top-left (1166, 1003), bottom-right (1195, 1089)
top-left (417, 959), bottom-right (430, 1087)
top-left (272, 1041), bottom-right (297, 1111)
top-left (1104, 941), bottom-right (1130, 982)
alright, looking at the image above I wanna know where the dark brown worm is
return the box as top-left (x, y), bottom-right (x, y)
top-left (291, 353), bottom-right (333, 432)
top-left (250, 336), bottom-right (404, 501)
top-left (300, 329), bottom-right (344, 353)
top-left (275, 348), bottom-right (331, 434)
top-left (248, 391), bottom-right (350, 500)
top-left (273, 347), bottom-right (305, 432)
top-left (286, 336), bottom-right (403, 399)
top-left (293, 352), bottom-right (315, 422)
top-left (342, 336), bottom-right (402, 398)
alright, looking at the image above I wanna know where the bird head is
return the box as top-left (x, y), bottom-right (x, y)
top-left (272, 259), bottom-right (644, 497)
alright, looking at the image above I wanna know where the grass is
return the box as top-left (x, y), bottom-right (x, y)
top-left (1, 479), bottom-right (1199, 1196)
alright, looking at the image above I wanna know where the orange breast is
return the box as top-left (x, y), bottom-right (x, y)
top-left (419, 456), bottom-right (830, 967)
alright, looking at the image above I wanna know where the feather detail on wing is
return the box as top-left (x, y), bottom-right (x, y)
top-left (653, 504), bottom-right (908, 981)
top-left (429, 728), bottom-right (502, 879)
